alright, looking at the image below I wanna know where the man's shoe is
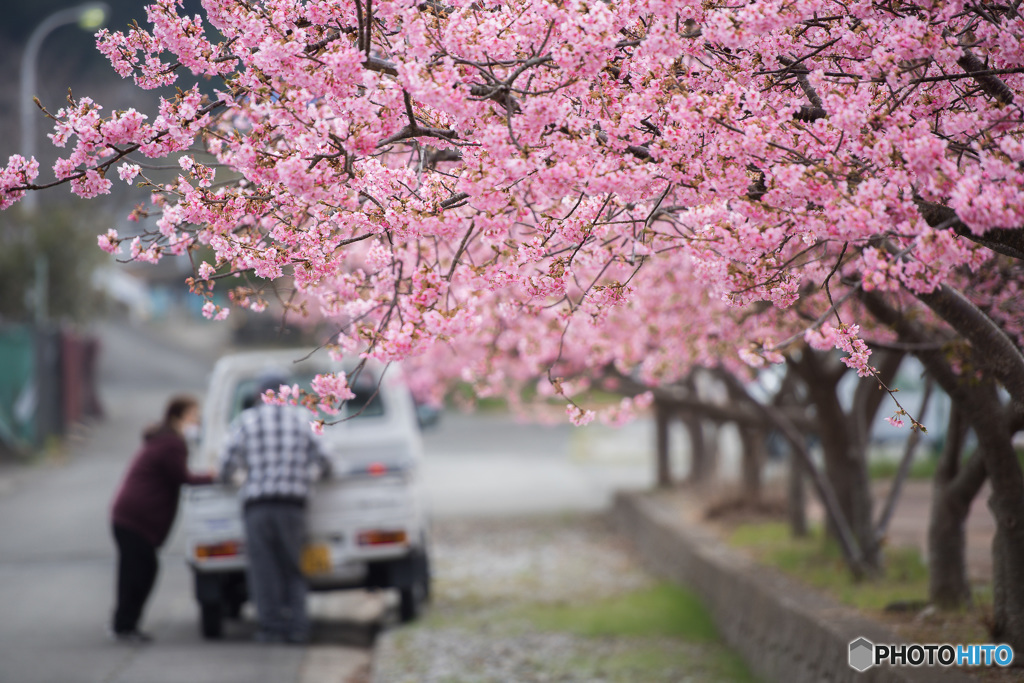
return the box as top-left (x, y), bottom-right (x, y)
top-left (253, 630), bottom-right (286, 643)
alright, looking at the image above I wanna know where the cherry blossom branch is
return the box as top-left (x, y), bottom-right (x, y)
top-left (874, 376), bottom-right (934, 540)
top-left (915, 197), bottom-right (1024, 261)
top-left (446, 221), bottom-right (475, 282)
top-left (6, 97), bottom-right (228, 196)
top-left (915, 284), bottom-right (1024, 405)
top-left (957, 47), bottom-right (1017, 105)
top-left (778, 56), bottom-right (828, 122)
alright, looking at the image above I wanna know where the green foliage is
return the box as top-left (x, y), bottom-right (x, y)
top-left (867, 456), bottom-right (939, 481)
top-left (518, 584), bottom-right (759, 682)
top-left (406, 583), bottom-right (761, 683)
top-left (728, 522), bottom-right (930, 611)
top-left (869, 449), bottom-right (1024, 481)
top-left (0, 206), bottom-right (105, 322)
top-left (523, 583), bottom-right (721, 640)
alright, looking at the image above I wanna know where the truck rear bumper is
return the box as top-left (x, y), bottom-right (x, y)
top-left (190, 553), bottom-right (421, 596)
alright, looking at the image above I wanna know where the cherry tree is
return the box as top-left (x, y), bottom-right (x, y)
top-left (2, 0), bottom-right (1024, 645)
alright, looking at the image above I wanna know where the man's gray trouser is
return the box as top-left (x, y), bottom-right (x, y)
top-left (244, 501), bottom-right (309, 639)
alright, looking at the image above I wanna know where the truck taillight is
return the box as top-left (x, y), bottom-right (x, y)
top-left (351, 462), bottom-right (406, 477)
top-left (357, 530), bottom-right (407, 546)
top-left (195, 540), bottom-right (242, 559)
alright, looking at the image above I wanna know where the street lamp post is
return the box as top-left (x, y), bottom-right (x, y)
top-left (16, 3), bottom-right (109, 448)
top-left (19, 2), bottom-right (108, 328)
top-left (19, 2), bottom-right (109, 212)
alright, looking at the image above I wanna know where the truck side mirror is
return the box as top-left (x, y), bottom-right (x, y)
top-left (415, 404), bottom-right (441, 431)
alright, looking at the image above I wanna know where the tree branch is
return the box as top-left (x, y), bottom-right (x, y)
top-left (779, 56), bottom-right (828, 122)
top-left (958, 47), bottom-right (1016, 105)
top-left (875, 376), bottom-right (934, 539)
top-left (914, 197), bottom-right (1024, 261)
top-left (914, 284), bottom-right (1024, 406)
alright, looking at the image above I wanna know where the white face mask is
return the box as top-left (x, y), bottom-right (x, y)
top-left (182, 423), bottom-right (201, 443)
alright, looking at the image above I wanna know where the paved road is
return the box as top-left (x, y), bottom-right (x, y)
top-left (0, 319), bottom-right (657, 683)
top-left (421, 411), bottom-right (655, 517)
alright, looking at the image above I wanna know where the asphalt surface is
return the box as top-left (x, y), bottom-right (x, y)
top-left (0, 319), bottom-right (656, 683)
top-left (420, 411), bottom-right (655, 518)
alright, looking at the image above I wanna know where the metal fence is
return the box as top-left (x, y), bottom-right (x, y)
top-left (0, 324), bottom-right (102, 456)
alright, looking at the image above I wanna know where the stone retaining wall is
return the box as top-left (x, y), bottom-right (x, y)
top-left (611, 492), bottom-right (976, 683)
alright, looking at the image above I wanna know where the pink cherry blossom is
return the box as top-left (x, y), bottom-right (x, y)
top-left (97, 229), bottom-right (122, 254)
top-left (0, 0), bottom-right (1018, 428)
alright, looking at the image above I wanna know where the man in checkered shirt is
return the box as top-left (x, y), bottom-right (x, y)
top-left (219, 371), bottom-right (331, 644)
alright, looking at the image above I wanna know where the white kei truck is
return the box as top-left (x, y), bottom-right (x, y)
top-left (181, 349), bottom-right (432, 638)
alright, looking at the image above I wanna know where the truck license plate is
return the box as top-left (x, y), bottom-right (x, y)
top-left (300, 543), bottom-right (331, 576)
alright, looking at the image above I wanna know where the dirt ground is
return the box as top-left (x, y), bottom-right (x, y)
top-left (869, 480), bottom-right (996, 582)
top-left (694, 478), bottom-right (996, 582)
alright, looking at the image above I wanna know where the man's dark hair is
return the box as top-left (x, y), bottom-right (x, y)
top-left (256, 370), bottom-right (290, 397)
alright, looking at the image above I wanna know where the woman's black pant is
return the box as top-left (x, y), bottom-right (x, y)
top-left (112, 524), bottom-right (158, 634)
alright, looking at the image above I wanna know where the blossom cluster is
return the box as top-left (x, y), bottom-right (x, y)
top-left (1, 0), bottom-right (1021, 423)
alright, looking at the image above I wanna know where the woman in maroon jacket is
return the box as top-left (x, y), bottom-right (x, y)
top-left (110, 395), bottom-right (213, 642)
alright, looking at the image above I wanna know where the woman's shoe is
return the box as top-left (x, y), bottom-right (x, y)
top-left (110, 629), bottom-right (153, 644)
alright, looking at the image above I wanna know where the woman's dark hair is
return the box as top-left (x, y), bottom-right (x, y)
top-left (163, 395), bottom-right (198, 426)
top-left (143, 395), bottom-right (197, 439)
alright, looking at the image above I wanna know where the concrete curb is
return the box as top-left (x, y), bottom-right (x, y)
top-left (370, 630), bottom-right (401, 683)
top-left (611, 492), bottom-right (977, 683)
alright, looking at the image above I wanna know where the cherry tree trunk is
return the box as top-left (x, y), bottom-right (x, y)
top-left (682, 412), bottom-right (712, 484)
top-left (977, 422), bottom-right (1024, 648)
top-left (818, 422), bottom-right (879, 571)
top-left (864, 289), bottom-right (1024, 649)
top-left (654, 399), bottom-right (672, 488)
top-left (907, 288), bottom-right (1024, 648)
top-left (928, 500), bottom-right (971, 609)
top-left (795, 352), bottom-right (880, 571)
top-left (724, 377), bottom-right (764, 503)
top-left (738, 425), bottom-right (764, 503)
top-left (788, 449), bottom-right (809, 537)
top-left (927, 406), bottom-right (985, 610)
top-left (958, 392), bottom-right (1024, 649)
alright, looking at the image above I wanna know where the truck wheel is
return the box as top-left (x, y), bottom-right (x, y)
top-left (225, 597), bottom-right (243, 620)
top-left (200, 600), bottom-right (224, 639)
top-left (421, 551), bottom-right (433, 603)
top-left (398, 552), bottom-right (430, 622)
top-left (398, 583), bottom-right (423, 623)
